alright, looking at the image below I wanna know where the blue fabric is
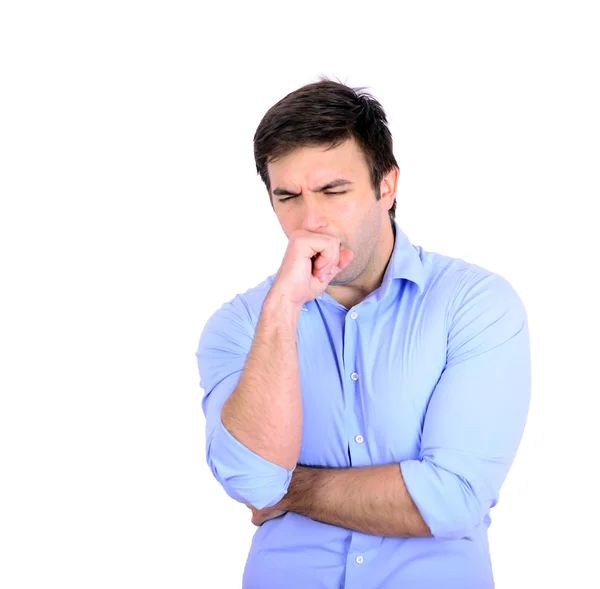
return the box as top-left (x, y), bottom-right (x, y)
top-left (196, 222), bottom-right (530, 588)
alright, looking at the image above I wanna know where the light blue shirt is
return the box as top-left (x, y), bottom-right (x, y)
top-left (196, 222), bottom-right (530, 589)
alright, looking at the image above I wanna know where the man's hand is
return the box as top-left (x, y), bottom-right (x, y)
top-left (247, 504), bottom-right (287, 526)
top-left (269, 229), bottom-right (354, 308)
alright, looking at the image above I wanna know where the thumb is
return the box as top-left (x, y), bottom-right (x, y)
top-left (338, 248), bottom-right (354, 270)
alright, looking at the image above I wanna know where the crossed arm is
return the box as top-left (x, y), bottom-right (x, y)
top-left (248, 463), bottom-right (432, 537)
top-left (199, 275), bottom-right (531, 541)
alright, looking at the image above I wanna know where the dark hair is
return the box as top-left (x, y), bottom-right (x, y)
top-left (253, 78), bottom-right (398, 220)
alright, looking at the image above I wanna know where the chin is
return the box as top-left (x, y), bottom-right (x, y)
top-left (330, 267), bottom-right (356, 286)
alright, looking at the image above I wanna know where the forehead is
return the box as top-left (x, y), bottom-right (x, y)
top-left (267, 138), bottom-right (369, 188)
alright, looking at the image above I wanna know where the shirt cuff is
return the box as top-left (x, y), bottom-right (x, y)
top-left (207, 417), bottom-right (295, 510)
top-left (400, 459), bottom-right (481, 540)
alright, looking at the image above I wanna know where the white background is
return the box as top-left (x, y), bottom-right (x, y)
top-left (1, 1), bottom-right (599, 587)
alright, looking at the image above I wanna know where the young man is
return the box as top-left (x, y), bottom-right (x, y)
top-left (196, 79), bottom-right (530, 588)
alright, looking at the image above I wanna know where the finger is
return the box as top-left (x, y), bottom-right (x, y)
top-left (320, 248), bottom-right (353, 283)
top-left (324, 238), bottom-right (341, 269)
top-left (312, 241), bottom-right (339, 269)
top-left (316, 243), bottom-right (342, 280)
top-left (312, 253), bottom-right (329, 273)
top-left (298, 233), bottom-right (340, 268)
top-left (337, 248), bottom-right (354, 271)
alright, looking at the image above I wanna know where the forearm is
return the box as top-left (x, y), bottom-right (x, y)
top-left (221, 292), bottom-right (302, 470)
top-left (282, 464), bottom-right (432, 537)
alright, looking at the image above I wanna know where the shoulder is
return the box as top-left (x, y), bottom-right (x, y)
top-left (419, 247), bottom-right (493, 289)
top-left (201, 273), bottom-right (277, 338)
top-left (418, 246), bottom-right (521, 299)
top-left (416, 246), bottom-right (526, 328)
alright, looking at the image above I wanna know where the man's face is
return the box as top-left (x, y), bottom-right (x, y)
top-left (267, 138), bottom-right (395, 286)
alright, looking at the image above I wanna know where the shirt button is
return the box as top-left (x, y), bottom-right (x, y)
top-left (350, 311), bottom-right (358, 320)
top-left (356, 555), bottom-right (364, 564)
top-left (355, 434), bottom-right (364, 444)
top-left (351, 372), bottom-right (359, 381)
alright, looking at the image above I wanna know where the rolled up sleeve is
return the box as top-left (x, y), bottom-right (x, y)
top-left (400, 273), bottom-right (531, 540)
top-left (196, 297), bottom-right (294, 510)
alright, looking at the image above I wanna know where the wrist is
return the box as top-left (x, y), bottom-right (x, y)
top-left (263, 289), bottom-right (304, 321)
top-left (283, 465), bottom-right (316, 514)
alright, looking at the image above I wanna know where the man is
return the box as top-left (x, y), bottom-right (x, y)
top-left (196, 79), bottom-right (530, 588)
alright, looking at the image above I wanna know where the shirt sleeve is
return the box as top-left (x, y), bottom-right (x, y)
top-left (196, 296), bottom-right (294, 510)
top-left (400, 272), bottom-right (531, 540)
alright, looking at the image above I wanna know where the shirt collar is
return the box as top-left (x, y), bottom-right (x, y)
top-left (379, 220), bottom-right (425, 297)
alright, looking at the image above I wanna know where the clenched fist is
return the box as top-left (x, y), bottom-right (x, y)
top-left (269, 230), bottom-right (354, 307)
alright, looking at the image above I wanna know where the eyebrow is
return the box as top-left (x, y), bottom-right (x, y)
top-left (272, 178), bottom-right (353, 197)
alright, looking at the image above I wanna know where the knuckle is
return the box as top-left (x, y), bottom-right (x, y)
top-left (290, 228), bottom-right (306, 241)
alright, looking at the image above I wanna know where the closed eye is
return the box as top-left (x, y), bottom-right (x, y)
top-left (278, 191), bottom-right (347, 203)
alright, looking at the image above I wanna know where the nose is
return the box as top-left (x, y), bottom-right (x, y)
top-left (301, 197), bottom-right (328, 233)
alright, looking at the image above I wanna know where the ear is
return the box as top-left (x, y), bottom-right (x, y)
top-left (379, 166), bottom-right (399, 212)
